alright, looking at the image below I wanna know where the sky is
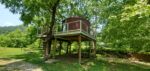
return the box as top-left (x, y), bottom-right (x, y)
top-left (0, 4), bottom-right (22, 27)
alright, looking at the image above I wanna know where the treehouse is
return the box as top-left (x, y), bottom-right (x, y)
top-left (39, 16), bottom-right (96, 64)
top-left (54, 16), bottom-right (96, 41)
top-left (54, 16), bottom-right (96, 63)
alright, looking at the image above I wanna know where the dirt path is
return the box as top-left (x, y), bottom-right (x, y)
top-left (0, 59), bottom-right (42, 71)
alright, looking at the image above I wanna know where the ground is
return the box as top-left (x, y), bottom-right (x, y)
top-left (0, 47), bottom-right (150, 71)
top-left (0, 59), bottom-right (42, 71)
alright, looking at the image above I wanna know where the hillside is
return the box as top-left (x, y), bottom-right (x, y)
top-left (0, 25), bottom-right (25, 34)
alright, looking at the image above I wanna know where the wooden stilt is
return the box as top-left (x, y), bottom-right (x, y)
top-left (52, 39), bottom-right (57, 58)
top-left (59, 41), bottom-right (62, 55)
top-left (94, 41), bottom-right (96, 56)
top-left (66, 42), bottom-right (69, 54)
top-left (93, 41), bottom-right (96, 57)
top-left (44, 41), bottom-right (49, 60)
top-left (69, 42), bottom-right (72, 54)
top-left (78, 35), bottom-right (81, 64)
top-left (89, 41), bottom-right (92, 57)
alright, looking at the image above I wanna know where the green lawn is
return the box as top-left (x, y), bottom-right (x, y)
top-left (0, 47), bottom-right (25, 58)
top-left (0, 47), bottom-right (150, 71)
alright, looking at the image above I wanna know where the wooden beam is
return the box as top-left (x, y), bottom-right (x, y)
top-left (78, 35), bottom-right (81, 64)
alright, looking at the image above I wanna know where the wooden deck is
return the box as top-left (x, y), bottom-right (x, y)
top-left (54, 29), bottom-right (96, 41)
top-left (54, 20), bottom-right (96, 41)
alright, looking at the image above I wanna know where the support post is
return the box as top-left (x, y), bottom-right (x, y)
top-left (66, 42), bottom-right (69, 54)
top-left (69, 42), bottom-right (72, 54)
top-left (59, 41), bottom-right (62, 55)
top-left (66, 23), bottom-right (69, 32)
top-left (93, 40), bottom-right (96, 57)
top-left (44, 41), bottom-right (49, 61)
top-left (52, 39), bottom-right (57, 58)
top-left (66, 42), bottom-right (71, 54)
top-left (78, 35), bottom-right (81, 64)
top-left (80, 20), bottom-right (82, 32)
top-left (89, 41), bottom-right (92, 57)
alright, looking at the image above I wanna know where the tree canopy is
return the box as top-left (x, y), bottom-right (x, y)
top-left (0, 0), bottom-right (150, 53)
top-left (100, 0), bottom-right (150, 52)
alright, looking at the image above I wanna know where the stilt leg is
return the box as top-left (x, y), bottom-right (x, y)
top-left (89, 41), bottom-right (92, 57)
top-left (66, 42), bottom-right (69, 54)
top-left (59, 41), bottom-right (62, 55)
top-left (93, 41), bottom-right (96, 57)
top-left (69, 42), bottom-right (72, 54)
top-left (52, 39), bottom-right (57, 58)
top-left (78, 35), bottom-right (81, 64)
top-left (44, 41), bottom-right (49, 61)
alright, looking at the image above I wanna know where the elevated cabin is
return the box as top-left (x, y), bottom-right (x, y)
top-left (54, 16), bottom-right (96, 63)
top-left (54, 16), bottom-right (95, 41)
top-left (39, 16), bottom-right (96, 64)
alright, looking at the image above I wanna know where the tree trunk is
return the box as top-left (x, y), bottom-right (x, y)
top-left (43, 0), bottom-right (60, 61)
top-left (48, 40), bottom-right (52, 54)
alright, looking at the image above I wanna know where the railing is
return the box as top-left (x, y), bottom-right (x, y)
top-left (36, 20), bottom-right (96, 39)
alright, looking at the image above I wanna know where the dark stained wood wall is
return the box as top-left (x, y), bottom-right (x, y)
top-left (65, 16), bottom-right (90, 32)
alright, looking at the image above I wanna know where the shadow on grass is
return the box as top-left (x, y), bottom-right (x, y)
top-left (11, 52), bottom-right (83, 71)
top-left (87, 60), bottom-right (150, 71)
top-left (10, 52), bottom-right (150, 71)
top-left (12, 52), bottom-right (43, 64)
top-left (0, 60), bottom-right (41, 71)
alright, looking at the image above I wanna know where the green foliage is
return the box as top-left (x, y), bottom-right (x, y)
top-left (0, 29), bottom-right (26, 47)
top-left (25, 25), bottom-right (38, 44)
top-left (1, 0), bottom-right (150, 54)
top-left (27, 39), bottom-right (41, 50)
top-left (0, 25), bottom-right (38, 48)
top-left (100, 0), bottom-right (150, 53)
top-left (0, 0), bottom-right (102, 31)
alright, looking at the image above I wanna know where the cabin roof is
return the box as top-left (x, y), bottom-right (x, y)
top-left (62, 16), bottom-right (90, 26)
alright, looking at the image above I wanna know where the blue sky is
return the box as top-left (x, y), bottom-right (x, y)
top-left (0, 4), bottom-right (22, 26)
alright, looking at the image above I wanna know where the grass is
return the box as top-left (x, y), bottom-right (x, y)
top-left (0, 47), bottom-right (150, 71)
top-left (0, 47), bottom-right (25, 58)
top-left (88, 59), bottom-right (150, 71)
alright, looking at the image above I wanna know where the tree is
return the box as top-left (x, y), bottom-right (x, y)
top-left (100, 0), bottom-right (150, 52)
top-left (0, 0), bottom-right (102, 60)
top-left (0, 29), bottom-right (27, 47)
top-left (0, 0), bottom-right (61, 60)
